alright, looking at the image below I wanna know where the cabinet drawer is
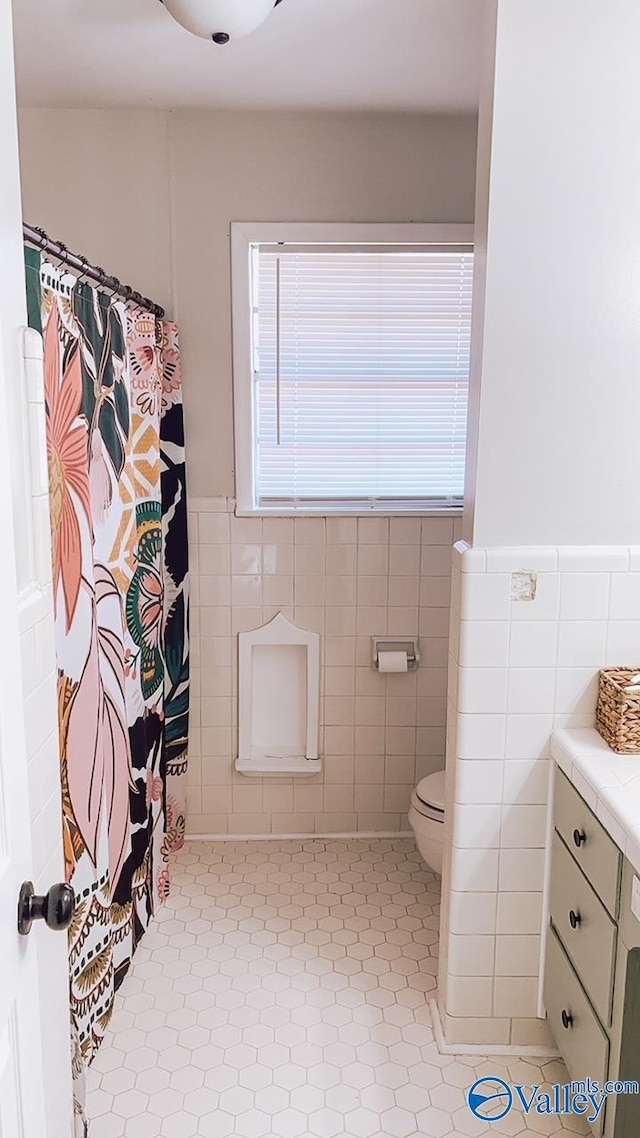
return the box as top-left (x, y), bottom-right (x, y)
top-left (554, 768), bottom-right (621, 916)
top-left (550, 830), bottom-right (617, 1025)
top-left (544, 926), bottom-right (609, 1108)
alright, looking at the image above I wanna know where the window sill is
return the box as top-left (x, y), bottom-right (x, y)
top-left (235, 506), bottom-right (464, 519)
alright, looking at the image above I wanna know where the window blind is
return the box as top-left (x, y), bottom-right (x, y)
top-left (252, 246), bottom-right (473, 510)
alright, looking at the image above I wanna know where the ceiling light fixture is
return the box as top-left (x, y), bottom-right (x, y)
top-left (159, 0), bottom-right (283, 44)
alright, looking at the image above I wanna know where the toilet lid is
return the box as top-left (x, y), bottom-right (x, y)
top-left (415, 770), bottom-right (445, 813)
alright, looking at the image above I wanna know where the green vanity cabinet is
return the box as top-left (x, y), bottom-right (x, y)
top-left (544, 768), bottom-right (640, 1138)
top-left (549, 829), bottom-right (617, 1026)
top-left (545, 925), bottom-right (610, 1094)
top-left (608, 861), bottom-right (640, 1138)
top-left (553, 768), bottom-right (622, 917)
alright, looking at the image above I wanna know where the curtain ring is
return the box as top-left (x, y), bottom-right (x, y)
top-left (93, 268), bottom-right (110, 299)
top-left (75, 256), bottom-right (90, 285)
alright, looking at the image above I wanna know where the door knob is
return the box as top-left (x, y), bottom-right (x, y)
top-left (17, 880), bottom-right (76, 936)
top-left (569, 909), bottom-right (582, 929)
top-left (561, 1009), bottom-right (574, 1030)
top-left (573, 828), bottom-right (587, 848)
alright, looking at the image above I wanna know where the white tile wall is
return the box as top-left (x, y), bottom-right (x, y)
top-left (187, 499), bottom-right (462, 836)
top-left (439, 541), bottom-right (640, 1050)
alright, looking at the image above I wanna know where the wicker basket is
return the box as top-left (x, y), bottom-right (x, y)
top-left (596, 667), bottom-right (640, 753)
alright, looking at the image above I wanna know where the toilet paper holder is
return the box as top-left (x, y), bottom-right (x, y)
top-left (371, 637), bottom-right (420, 672)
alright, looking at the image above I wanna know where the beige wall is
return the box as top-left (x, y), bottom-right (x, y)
top-left (18, 109), bottom-right (173, 310)
top-left (18, 106), bottom-right (477, 835)
top-left (18, 108), bottom-right (478, 499)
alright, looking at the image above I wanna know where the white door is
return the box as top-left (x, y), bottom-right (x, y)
top-left (0, 325), bottom-right (59, 1137)
top-left (0, 0), bottom-right (75, 1134)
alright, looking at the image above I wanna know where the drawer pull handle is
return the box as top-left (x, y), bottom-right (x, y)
top-left (573, 828), bottom-right (587, 848)
top-left (569, 909), bottom-right (582, 930)
top-left (561, 1009), bottom-right (574, 1030)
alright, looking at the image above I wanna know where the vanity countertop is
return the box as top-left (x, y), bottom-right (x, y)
top-left (551, 727), bottom-right (640, 874)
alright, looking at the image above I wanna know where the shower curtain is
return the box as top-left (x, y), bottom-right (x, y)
top-left (25, 250), bottom-right (190, 1129)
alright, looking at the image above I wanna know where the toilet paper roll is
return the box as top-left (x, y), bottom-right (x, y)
top-left (377, 651), bottom-right (409, 673)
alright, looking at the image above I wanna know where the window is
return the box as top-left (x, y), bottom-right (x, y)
top-left (232, 223), bottom-right (473, 514)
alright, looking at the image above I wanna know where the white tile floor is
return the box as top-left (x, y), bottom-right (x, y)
top-left (87, 838), bottom-right (588, 1138)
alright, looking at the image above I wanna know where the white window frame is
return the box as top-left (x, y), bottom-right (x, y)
top-left (231, 221), bottom-right (474, 517)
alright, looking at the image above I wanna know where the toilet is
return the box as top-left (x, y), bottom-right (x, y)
top-left (408, 769), bottom-right (445, 875)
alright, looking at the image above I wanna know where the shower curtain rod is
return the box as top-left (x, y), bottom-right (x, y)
top-left (23, 223), bottom-right (165, 319)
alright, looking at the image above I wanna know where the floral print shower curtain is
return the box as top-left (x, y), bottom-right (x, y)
top-left (25, 252), bottom-right (189, 1128)
top-left (159, 322), bottom-right (190, 855)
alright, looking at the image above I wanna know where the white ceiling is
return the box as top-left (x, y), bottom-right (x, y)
top-left (12, 0), bottom-right (484, 113)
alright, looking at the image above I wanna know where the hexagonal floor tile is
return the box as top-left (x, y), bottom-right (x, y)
top-left (86, 838), bottom-right (575, 1138)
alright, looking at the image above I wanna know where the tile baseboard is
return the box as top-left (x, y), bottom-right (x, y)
top-left (185, 829), bottom-right (414, 842)
top-left (429, 998), bottom-right (559, 1057)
